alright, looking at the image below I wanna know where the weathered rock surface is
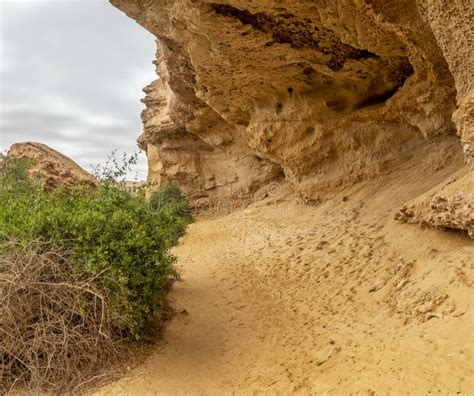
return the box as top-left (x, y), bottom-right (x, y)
top-left (396, 168), bottom-right (474, 237)
top-left (417, 1), bottom-right (474, 162)
top-left (111, 0), bottom-right (473, 234)
top-left (7, 142), bottom-right (97, 190)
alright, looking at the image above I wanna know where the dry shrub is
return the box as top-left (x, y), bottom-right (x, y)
top-left (0, 240), bottom-right (122, 394)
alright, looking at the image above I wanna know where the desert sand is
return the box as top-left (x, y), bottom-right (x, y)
top-left (96, 144), bottom-right (473, 395)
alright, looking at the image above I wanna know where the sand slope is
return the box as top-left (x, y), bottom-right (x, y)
top-left (96, 157), bottom-right (473, 395)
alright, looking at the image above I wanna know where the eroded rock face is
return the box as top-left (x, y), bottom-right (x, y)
top-left (417, 0), bottom-right (474, 162)
top-left (396, 170), bottom-right (474, 238)
top-left (7, 142), bottom-right (97, 190)
top-left (111, 1), bottom-right (472, 222)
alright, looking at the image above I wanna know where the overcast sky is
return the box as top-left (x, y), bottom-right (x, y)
top-left (0, 0), bottom-right (157, 179)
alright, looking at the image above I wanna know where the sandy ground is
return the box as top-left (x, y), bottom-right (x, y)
top-left (96, 152), bottom-right (473, 395)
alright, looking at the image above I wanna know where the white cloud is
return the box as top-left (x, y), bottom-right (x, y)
top-left (43, 95), bottom-right (129, 128)
top-left (0, 0), bottom-right (156, 180)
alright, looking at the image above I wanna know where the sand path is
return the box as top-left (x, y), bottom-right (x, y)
top-left (97, 159), bottom-right (473, 395)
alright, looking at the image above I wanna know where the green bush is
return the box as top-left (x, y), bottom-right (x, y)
top-left (0, 153), bottom-right (192, 339)
top-left (149, 185), bottom-right (193, 246)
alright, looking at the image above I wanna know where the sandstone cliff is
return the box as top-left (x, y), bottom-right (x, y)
top-left (7, 142), bottom-right (97, 190)
top-left (111, 0), bottom-right (473, 235)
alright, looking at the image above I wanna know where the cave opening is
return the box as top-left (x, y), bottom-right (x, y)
top-left (355, 87), bottom-right (402, 109)
top-left (355, 59), bottom-right (415, 110)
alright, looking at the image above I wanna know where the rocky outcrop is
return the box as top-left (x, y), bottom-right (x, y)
top-left (396, 169), bottom-right (474, 237)
top-left (111, 0), bottom-right (473, 234)
top-left (7, 142), bottom-right (97, 190)
top-left (417, 0), bottom-right (474, 162)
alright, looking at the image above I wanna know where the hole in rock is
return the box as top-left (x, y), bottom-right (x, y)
top-left (326, 99), bottom-right (348, 112)
top-left (355, 59), bottom-right (414, 109)
top-left (356, 88), bottom-right (400, 109)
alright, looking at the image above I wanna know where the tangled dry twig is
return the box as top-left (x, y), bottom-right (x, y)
top-left (0, 240), bottom-right (122, 394)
